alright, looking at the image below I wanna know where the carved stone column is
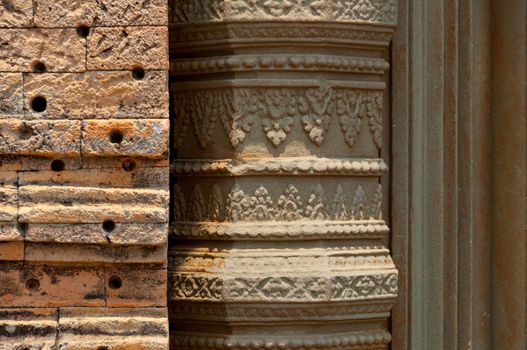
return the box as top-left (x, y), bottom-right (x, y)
top-left (168, 1), bottom-right (398, 349)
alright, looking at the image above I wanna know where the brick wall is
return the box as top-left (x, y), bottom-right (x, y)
top-left (0, 1), bottom-right (170, 349)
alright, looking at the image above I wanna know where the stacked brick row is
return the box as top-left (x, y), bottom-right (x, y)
top-left (0, 1), bottom-right (169, 349)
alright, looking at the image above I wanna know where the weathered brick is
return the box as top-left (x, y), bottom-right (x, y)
top-left (18, 185), bottom-right (169, 223)
top-left (0, 73), bottom-right (23, 119)
top-left (0, 156), bottom-right (82, 172)
top-left (92, 70), bottom-right (168, 119)
top-left (0, 264), bottom-right (105, 307)
top-left (25, 243), bottom-right (167, 264)
top-left (82, 119), bottom-right (169, 158)
top-left (105, 267), bottom-right (167, 307)
top-left (0, 308), bottom-right (58, 350)
top-left (24, 223), bottom-right (167, 245)
top-left (0, 120), bottom-right (81, 156)
top-left (0, 224), bottom-right (21, 243)
top-left (58, 307), bottom-right (168, 350)
top-left (24, 71), bottom-right (168, 120)
top-left (0, 241), bottom-right (24, 261)
top-left (34, 0), bottom-right (168, 27)
top-left (88, 26), bottom-right (168, 70)
top-left (0, 0), bottom-right (33, 28)
top-left (0, 186), bottom-right (17, 222)
top-left (0, 28), bottom-right (85, 72)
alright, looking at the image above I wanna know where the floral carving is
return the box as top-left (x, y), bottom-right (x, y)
top-left (208, 185), bottom-right (224, 222)
top-left (351, 185), bottom-right (367, 220)
top-left (248, 186), bottom-right (275, 221)
top-left (173, 87), bottom-right (384, 149)
top-left (302, 87), bottom-right (333, 146)
top-left (364, 91), bottom-right (383, 149)
top-left (173, 185), bottom-right (187, 222)
top-left (276, 185), bottom-right (304, 220)
top-left (332, 185), bottom-right (350, 220)
top-left (171, 0), bottom-right (397, 24)
top-left (336, 91), bottom-right (362, 148)
top-left (305, 185), bottom-right (328, 220)
top-left (188, 185), bottom-right (206, 221)
top-left (176, 183), bottom-right (382, 223)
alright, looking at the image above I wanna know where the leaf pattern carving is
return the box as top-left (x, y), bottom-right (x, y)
top-left (302, 87), bottom-right (333, 146)
top-left (332, 185), bottom-right (350, 220)
top-left (176, 183), bottom-right (383, 223)
top-left (172, 0), bottom-right (397, 24)
top-left (173, 87), bottom-right (383, 149)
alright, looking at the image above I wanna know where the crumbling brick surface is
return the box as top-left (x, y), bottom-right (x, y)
top-left (0, 1), bottom-right (169, 348)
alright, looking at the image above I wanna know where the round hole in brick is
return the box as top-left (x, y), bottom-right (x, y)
top-left (122, 159), bottom-right (136, 172)
top-left (131, 66), bottom-right (145, 80)
top-left (102, 219), bottom-right (116, 233)
top-left (76, 25), bottom-right (90, 38)
top-left (31, 96), bottom-right (47, 113)
top-left (109, 129), bottom-right (124, 144)
top-left (25, 278), bottom-right (40, 291)
top-left (31, 61), bottom-right (47, 73)
top-left (108, 276), bottom-right (122, 290)
top-left (97, 347), bottom-right (109, 350)
top-left (50, 159), bottom-right (65, 172)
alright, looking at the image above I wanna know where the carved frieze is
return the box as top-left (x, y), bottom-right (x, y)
top-left (170, 0), bottom-right (397, 25)
top-left (173, 85), bottom-right (383, 148)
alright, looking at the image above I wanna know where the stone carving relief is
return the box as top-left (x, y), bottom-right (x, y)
top-left (170, 273), bottom-right (397, 302)
top-left (173, 87), bottom-right (383, 149)
top-left (171, 0), bottom-right (397, 24)
top-left (174, 183), bottom-right (383, 223)
top-left (168, 0), bottom-right (397, 347)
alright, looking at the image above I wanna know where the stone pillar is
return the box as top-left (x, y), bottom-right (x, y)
top-left (168, 1), bottom-right (398, 349)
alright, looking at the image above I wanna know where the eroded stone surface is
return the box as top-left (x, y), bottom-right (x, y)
top-left (0, 120), bottom-right (81, 156)
top-left (0, 29), bottom-right (85, 72)
top-left (82, 119), bottom-right (169, 158)
top-left (0, 73), bottom-right (23, 119)
top-left (23, 72), bottom-right (168, 120)
top-left (35, 0), bottom-right (168, 27)
top-left (0, 0), bottom-right (33, 27)
top-left (88, 26), bottom-right (169, 70)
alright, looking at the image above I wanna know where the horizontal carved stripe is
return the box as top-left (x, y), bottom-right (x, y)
top-left (171, 221), bottom-right (389, 241)
top-left (169, 272), bottom-right (397, 302)
top-left (170, 23), bottom-right (394, 49)
top-left (173, 158), bottom-right (388, 177)
top-left (170, 331), bottom-right (391, 350)
top-left (170, 0), bottom-right (397, 25)
top-left (169, 301), bottom-right (393, 322)
top-left (171, 55), bottom-right (389, 75)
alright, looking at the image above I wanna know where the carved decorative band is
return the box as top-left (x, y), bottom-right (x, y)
top-left (171, 55), bottom-right (389, 75)
top-left (169, 301), bottom-right (393, 321)
top-left (171, 331), bottom-right (391, 350)
top-left (170, 24), bottom-right (395, 48)
top-left (173, 85), bottom-right (383, 148)
top-left (169, 272), bottom-right (397, 302)
top-left (173, 158), bottom-right (388, 177)
top-left (171, 222), bottom-right (389, 241)
top-left (174, 184), bottom-right (384, 224)
top-left (170, 0), bottom-right (397, 25)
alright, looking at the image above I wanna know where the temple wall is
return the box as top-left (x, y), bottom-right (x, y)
top-left (0, 1), bottom-right (398, 349)
top-left (0, 1), bottom-right (170, 349)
